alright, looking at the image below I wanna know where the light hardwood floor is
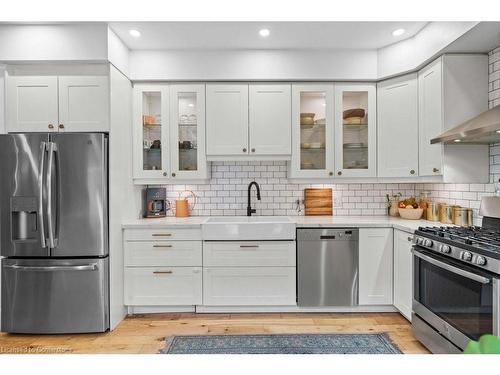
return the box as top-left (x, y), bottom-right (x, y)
top-left (0, 312), bottom-right (429, 354)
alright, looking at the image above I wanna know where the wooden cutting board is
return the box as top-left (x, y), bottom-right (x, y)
top-left (304, 188), bottom-right (333, 216)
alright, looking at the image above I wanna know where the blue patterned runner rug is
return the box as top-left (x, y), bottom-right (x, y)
top-left (160, 333), bottom-right (402, 354)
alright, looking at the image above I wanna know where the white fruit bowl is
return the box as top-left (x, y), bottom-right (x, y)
top-left (398, 208), bottom-right (424, 220)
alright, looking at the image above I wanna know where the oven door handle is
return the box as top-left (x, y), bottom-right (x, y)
top-left (412, 249), bottom-right (491, 284)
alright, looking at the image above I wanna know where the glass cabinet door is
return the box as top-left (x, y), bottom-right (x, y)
top-left (133, 85), bottom-right (169, 179)
top-left (170, 84), bottom-right (207, 180)
top-left (290, 84), bottom-right (334, 178)
top-left (334, 84), bottom-right (376, 178)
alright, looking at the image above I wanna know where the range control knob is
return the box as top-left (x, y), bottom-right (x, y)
top-left (416, 237), bottom-right (423, 245)
top-left (461, 251), bottom-right (473, 262)
top-left (475, 256), bottom-right (487, 266)
top-left (440, 244), bottom-right (451, 254)
top-left (423, 239), bottom-right (433, 247)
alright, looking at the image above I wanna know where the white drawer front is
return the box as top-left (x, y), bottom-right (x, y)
top-left (203, 267), bottom-right (296, 306)
top-left (125, 267), bottom-right (202, 306)
top-left (124, 228), bottom-right (202, 241)
top-left (125, 241), bottom-right (202, 267)
top-left (203, 241), bottom-right (296, 267)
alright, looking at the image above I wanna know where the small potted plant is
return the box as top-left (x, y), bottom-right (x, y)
top-left (386, 192), bottom-right (402, 217)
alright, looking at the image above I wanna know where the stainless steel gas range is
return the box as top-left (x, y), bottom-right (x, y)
top-left (411, 197), bottom-right (500, 354)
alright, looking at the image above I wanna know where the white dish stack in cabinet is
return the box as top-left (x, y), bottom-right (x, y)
top-left (124, 228), bottom-right (203, 307)
top-left (6, 74), bottom-right (109, 133)
top-left (417, 54), bottom-right (489, 182)
top-left (393, 229), bottom-right (414, 321)
top-left (206, 83), bottom-right (291, 160)
top-left (358, 228), bottom-right (393, 305)
top-left (132, 83), bottom-right (209, 183)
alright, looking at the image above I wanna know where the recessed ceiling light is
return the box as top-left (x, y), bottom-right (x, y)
top-left (129, 29), bottom-right (141, 38)
top-left (392, 28), bottom-right (405, 37)
top-left (453, 139), bottom-right (462, 143)
top-left (259, 28), bottom-right (270, 38)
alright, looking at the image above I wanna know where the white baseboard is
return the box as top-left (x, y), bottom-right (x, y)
top-left (195, 305), bottom-right (398, 313)
top-left (127, 306), bottom-right (196, 314)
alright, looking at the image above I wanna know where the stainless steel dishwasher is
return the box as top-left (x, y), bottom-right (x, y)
top-left (297, 228), bottom-right (359, 306)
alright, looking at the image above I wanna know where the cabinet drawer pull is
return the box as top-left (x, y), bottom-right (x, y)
top-left (153, 245), bottom-right (173, 248)
top-left (153, 271), bottom-right (173, 275)
top-left (152, 233), bottom-right (172, 237)
top-left (433, 167), bottom-right (439, 173)
top-left (240, 245), bottom-right (260, 248)
top-left (408, 236), bottom-right (413, 242)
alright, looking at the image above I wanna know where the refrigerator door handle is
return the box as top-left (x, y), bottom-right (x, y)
top-left (4, 264), bottom-right (98, 272)
top-left (46, 142), bottom-right (57, 249)
top-left (38, 141), bottom-right (47, 248)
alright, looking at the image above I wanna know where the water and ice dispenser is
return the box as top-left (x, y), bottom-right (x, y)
top-left (11, 196), bottom-right (38, 241)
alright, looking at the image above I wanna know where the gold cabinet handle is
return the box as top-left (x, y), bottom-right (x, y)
top-left (59, 124), bottom-right (65, 129)
top-left (408, 236), bottom-right (413, 242)
top-left (48, 124), bottom-right (54, 129)
top-left (172, 172), bottom-right (176, 177)
top-left (240, 245), bottom-right (260, 248)
top-left (410, 169), bottom-right (415, 175)
top-left (163, 172), bottom-right (167, 177)
top-left (153, 271), bottom-right (173, 275)
top-left (242, 148), bottom-right (247, 153)
top-left (152, 233), bottom-right (172, 237)
top-left (337, 171), bottom-right (342, 176)
top-left (251, 148), bottom-right (255, 153)
top-left (153, 244), bottom-right (173, 248)
top-left (329, 171), bottom-right (333, 176)
top-left (433, 167), bottom-right (439, 173)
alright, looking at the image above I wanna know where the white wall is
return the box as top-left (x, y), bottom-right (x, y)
top-left (130, 49), bottom-right (378, 81)
top-left (0, 23), bottom-right (108, 62)
top-left (377, 21), bottom-right (478, 78)
top-left (107, 27), bottom-right (130, 78)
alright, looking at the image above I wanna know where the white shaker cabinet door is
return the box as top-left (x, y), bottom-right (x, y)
top-left (393, 229), bottom-right (414, 321)
top-left (6, 76), bottom-right (59, 132)
top-left (249, 84), bottom-right (292, 156)
top-left (359, 228), bottom-right (393, 305)
top-left (418, 58), bottom-right (443, 176)
top-left (377, 74), bottom-right (419, 178)
top-left (206, 84), bottom-right (249, 156)
top-left (58, 76), bottom-right (109, 132)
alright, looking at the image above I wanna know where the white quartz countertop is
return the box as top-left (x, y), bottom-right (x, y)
top-left (122, 215), bottom-right (440, 233)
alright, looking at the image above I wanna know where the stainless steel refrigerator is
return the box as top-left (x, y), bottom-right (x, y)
top-left (0, 133), bottom-right (109, 334)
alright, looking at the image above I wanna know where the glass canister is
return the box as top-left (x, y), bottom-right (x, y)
top-left (419, 191), bottom-right (430, 220)
top-left (427, 202), bottom-right (440, 222)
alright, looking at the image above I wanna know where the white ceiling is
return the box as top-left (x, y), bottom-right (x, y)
top-left (109, 22), bottom-right (428, 50)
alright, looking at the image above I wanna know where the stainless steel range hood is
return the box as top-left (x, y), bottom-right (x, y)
top-left (431, 105), bottom-right (500, 144)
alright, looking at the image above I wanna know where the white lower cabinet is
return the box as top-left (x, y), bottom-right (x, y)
top-left (359, 228), bottom-right (393, 305)
top-left (393, 229), bottom-right (414, 321)
top-left (125, 267), bottom-right (202, 305)
top-left (203, 267), bottom-right (296, 306)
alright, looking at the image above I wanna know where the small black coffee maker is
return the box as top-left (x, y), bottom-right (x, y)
top-left (143, 187), bottom-right (168, 218)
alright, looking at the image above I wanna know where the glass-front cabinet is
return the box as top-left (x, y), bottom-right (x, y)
top-left (133, 84), bottom-right (208, 182)
top-left (334, 84), bottom-right (377, 178)
top-left (169, 84), bottom-right (207, 179)
top-left (290, 84), bottom-right (335, 178)
top-left (133, 84), bottom-right (169, 179)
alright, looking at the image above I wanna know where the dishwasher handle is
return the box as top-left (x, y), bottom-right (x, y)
top-left (320, 235), bottom-right (336, 240)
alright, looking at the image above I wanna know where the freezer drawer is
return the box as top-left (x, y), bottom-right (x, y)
top-left (1, 257), bottom-right (109, 334)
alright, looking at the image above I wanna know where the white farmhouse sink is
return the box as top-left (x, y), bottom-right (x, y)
top-left (203, 216), bottom-right (295, 241)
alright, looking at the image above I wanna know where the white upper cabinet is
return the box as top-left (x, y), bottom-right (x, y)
top-left (133, 84), bottom-right (170, 180)
top-left (290, 84), bottom-right (335, 179)
top-left (206, 84), bottom-right (249, 156)
top-left (205, 83), bottom-right (291, 159)
top-left (58, 76), bottom-right (109, 132)
top-left (6, 75), bottom-right (109, 133)
top-left (359, 228), bottom-right (393, 305)
top-left (249, 84), bottom-right (291, 155)
top-left (334, 83), bottom-right (377, 178)
top-left (418, 58), bottom-right (443, 176)
top-left (170, 84), bottom-right (208, 180)
top-left (6, 76), bottom-right (59, 132)
top-left (418, 54), bottom-right (489, 181)
top-left (377, 74), bottom-right (418, 178)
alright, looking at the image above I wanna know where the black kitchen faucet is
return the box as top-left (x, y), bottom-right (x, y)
top-left (247, 181), bottom-right (261, 216)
